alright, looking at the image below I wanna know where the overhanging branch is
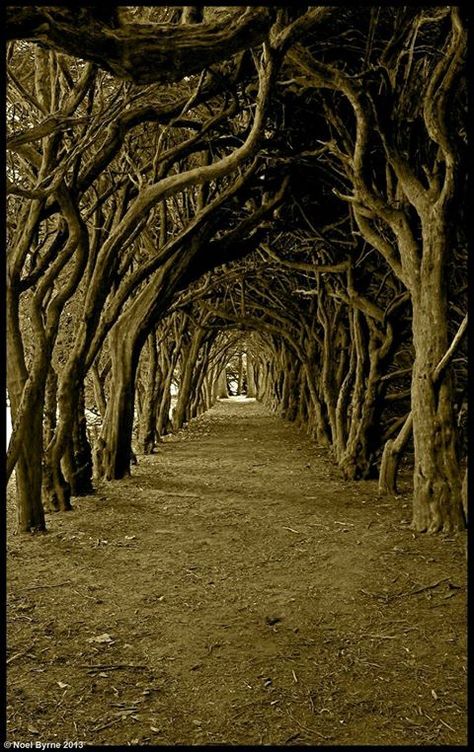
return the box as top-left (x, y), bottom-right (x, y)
top-left (6, 7), bottom-right (275, 84)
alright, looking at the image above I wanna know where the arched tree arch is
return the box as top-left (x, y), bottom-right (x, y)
top-left (6, 6), bottom-right (467, 535)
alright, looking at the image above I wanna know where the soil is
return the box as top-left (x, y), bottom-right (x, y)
top-left (6, 398), bottom-right (467, 746)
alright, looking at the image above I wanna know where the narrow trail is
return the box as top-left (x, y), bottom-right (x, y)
top-left (7, 399), bottom-right (467, 745)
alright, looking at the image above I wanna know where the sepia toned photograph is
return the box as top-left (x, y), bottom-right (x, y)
top-left (5, 5), bottom-right (467, 748)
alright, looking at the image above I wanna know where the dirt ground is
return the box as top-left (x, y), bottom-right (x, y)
top-left (6, 398), bottom-right (467, 746)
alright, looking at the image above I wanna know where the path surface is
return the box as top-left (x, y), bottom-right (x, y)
top-left (7, 399), bottom-right (467, 745)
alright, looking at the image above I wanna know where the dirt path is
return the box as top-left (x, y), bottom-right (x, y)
top-left (7, 399), bottom-right (467, 746)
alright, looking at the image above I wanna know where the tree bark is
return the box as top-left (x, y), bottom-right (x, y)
top-left (61, 385), bottom-right (94, 496)
top-left (246, 354), bottom-right (257, 397)
top-left (97, 328), bottom-right (140, 480)
top-left (157, 344), bottom-right (178, 438)
top-left (42, 366), bottom-right (59, 511)
top-left (339, 315), bottom-right (392, 480)
top-left (410, 225), bottom-right (465, 532)
top-left (173, 326), bottom-right (207, 430)
top-left (237, 350), bottom-right (244, 395)
top-left (378, 413), bottom-right (413, 496)
top-left (461, 466), bottom-right (467, 523)
top-left (90, 361), bottom-right (108, 417)
top-left (216, 367), bottom-right (229, 398)
top-left (6, 7), bottom-right (275, 85)
top-left (7, 286), bottom-right (46, 532)
top-left (138, 331), bottom-right (161, 454)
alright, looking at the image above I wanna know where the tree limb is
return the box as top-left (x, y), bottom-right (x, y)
top-left (261, 243), bottom-right (350, 274)
top-left (432, 315), bottom-right (467, 384)
top-left (6, 7), bottom-right (275, 84)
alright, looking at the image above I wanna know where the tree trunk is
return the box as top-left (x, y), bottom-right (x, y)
top-left (333, 331), bottom-right (356, 461)
top-left (46, 357), bottom-right (88, 512)
top-left (42, 366), bottom-right (59, 511)
top-left (62, 385), bottom-right (94, 496)
top-left (15, 405), bottom-right (45, 532)
top-left (216, 367), bottom-right (229, 398)
top-left (295, 368), bottom-right (309, 427)
top-left (410, 230), bottom-right (465, 532)
top-left (97, 329), bottom-right (140, 480)
top-left (173, 328), bottom-right (206, 430)
top-left (44, 440), bottom-right (72, 511)
top-left (90, 361), bottom-right (108, 417)
top-left (138, 331), bottom-right (160, 453)
top-left (280, 350), bottom-right (298, 421)
top-left (304, 362), bottom-right (331, 446)
top-left (237, 350), bottom-right (244, 395)
top-left (246, 354), bottom-right (257, 397)
top-left (188, 341), bottom-right (211, 418)
top-left (461, 466), bottom-right (467, 523)
top-left (339, 315), bottom-right (391, 480)
top-left (7, 290), bottom-right (46, 532)
top-left (156, 350), bottom-right (175, 437)
top-left (378, 413), bottom-right (413, 496)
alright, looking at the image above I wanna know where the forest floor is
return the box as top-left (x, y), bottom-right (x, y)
top-left (7, 398), bottom-right (467, 747)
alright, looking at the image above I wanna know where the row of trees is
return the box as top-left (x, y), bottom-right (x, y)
top-left (6, 7), bottom-right (467, 535)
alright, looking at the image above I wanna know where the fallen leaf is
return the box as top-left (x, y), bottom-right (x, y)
top-left (57, 681), bottom-right (69, 689)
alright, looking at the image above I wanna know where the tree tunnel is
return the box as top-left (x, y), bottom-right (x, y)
top-left (6, 6), bottom-right (467, 535)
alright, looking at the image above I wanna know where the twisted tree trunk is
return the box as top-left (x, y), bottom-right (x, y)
top-left (97, 328), bottom-right (141, 480)
top-left (7, 288), bottom-right (46, 532)
top-left (410, 231), bottom-right (465, 532)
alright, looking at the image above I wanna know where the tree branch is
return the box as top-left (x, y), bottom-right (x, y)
top-left (432, 315), bottom-right (467, 384)
top-left (6, 7), bottom-right (275, 84)
top-left (261, 243), bottom-right (350, 274)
